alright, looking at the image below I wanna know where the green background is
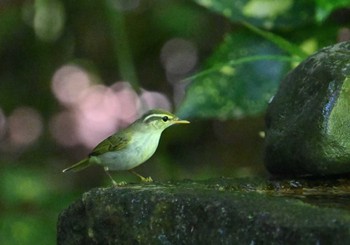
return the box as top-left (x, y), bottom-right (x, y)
top-left (0, 0), bottom-right (349, 243)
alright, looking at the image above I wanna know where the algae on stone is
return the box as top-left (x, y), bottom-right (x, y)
top-left (265, 41), bottom-right (350, 176)
top-left (57, 178), bottom-right (350, 244)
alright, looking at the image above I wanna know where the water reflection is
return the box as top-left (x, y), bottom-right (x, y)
top-left (265, 178), bottom-right (350, 210)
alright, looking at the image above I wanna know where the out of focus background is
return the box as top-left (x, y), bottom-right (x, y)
top-left (0, 0), bottom-right (349, 244)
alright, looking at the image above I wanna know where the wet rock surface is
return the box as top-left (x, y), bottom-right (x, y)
top-left (57, 178), bottom-right (350, 244)
top-left (265, 41), bottom-right (350, 176)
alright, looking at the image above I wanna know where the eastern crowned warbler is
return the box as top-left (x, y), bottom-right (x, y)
top-left (62, 109), bottom-right (190, 185)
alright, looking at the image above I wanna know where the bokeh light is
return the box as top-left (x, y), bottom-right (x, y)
top-left (0, 108), bottom-right (6, 140)
top-left (338, 27), bottom-right (350, 42)
top-left (172, 80), bottom-right (190, 106)
top-left (160, 38), bottom-right (198, 82)
top-left (33, 0), bottom-right (65, 42)
top-left (75, 85), bottom-right (121, 148)
top-left (7, 107), bottom-right (43, 146)
top-left (49, 111), bottom-right (80, 147)
top-left (140, 90), bottom-right (172, 112)
top-left (50, 60), bottom-right (175, 149)
top-left (110, 81), bottom-right (140, 124)
top-left (74, 82), bottom-right (144, 148)
top-left (160, 38), bottom-right (197, 107)
top-left (49, 80), bottom-right (174, 148)
top-left (50, 63), bottom-right (145, 148)
top-left (77, 85), bottom-right (120, 124)
top-left (51, 65), bottom-right (92, 107)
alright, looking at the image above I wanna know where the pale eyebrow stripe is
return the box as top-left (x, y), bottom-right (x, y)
top-left (143, 114), bottom-right (171, 122)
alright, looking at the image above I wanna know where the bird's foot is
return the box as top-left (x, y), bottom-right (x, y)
top-left (129, 170), bottom-right (153, 183)
top-left (112, 180), bottom-right (128, 187)
top-left (140, 176), bottom-right (153, 183)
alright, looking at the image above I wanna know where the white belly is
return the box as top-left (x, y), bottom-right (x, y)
top-left (94, 132), bottom-right (162, 171)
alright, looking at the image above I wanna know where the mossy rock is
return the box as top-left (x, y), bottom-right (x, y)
top-left (265, 41), bottom-right (350, 176)
top-left (57, 178), bottom-right (350, 244)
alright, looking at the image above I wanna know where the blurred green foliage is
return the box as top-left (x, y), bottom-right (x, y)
top-left (316, 0), bottom-right (350, 21)
top-left (179, 0), bottom-right (348, 119)
top-left (0, 166), bottom-right (78, 245)
top-left (0, 0), bottom-right (349, 244)
top-left (194, 0), bottom-right (315, 29)
top-left (178, 32), bottom-right (294, 119)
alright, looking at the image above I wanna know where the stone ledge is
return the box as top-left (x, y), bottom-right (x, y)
top-left (57, 178), bottom-right (350, 244)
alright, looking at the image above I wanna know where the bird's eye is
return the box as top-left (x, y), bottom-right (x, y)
top-left (162, 116), bottom-right (169, 122)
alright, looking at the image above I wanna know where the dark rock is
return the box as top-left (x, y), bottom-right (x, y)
top-left (57, 178), bottom-right (350, 244)
top-left (265, 41), bottom-right (350, 176)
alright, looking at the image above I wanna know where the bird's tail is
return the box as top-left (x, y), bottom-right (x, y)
top-left (62, 158), bottom-right (93, 173)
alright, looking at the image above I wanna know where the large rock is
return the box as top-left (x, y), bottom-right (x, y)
top-left (265, 41), bottom-right (350, 176)
top-left (57, 178), bottom-right (350, 244)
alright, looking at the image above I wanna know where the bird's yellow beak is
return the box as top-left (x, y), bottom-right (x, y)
top-left (173, 118), bottom-right (190, 124)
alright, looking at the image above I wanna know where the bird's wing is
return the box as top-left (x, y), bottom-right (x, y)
top-left (89, 135), bottom-right (129, 156)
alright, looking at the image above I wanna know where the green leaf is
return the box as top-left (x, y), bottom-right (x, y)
top-left (241, 21), bottom-right (308, 59)
top-left (193, 0), bottom-right (315, 29)
top-left (177, 32), bottom-right (297, 119)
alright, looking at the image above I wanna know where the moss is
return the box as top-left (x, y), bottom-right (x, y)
top-left (265, 41), bottom-right (350, 175)
top-left (58, 178), bottom-right (350, 244)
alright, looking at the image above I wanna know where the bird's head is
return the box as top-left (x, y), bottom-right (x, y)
top-left (139, 109), bottom-right (190, 131)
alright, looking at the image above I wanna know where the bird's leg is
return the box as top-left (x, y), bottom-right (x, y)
top-left (104, 168), bottom-right (126, 186)
top-left (129, 170), bottom-right (153, 182)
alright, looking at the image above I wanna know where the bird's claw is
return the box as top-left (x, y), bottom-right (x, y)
top-left (140, 176), bottom-right (153, 183)
top-left (112, 181), bottom-right (127, 187)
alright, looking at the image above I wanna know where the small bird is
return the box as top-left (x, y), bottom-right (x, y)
top-left (62, 109), bottom-right (190, 185)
